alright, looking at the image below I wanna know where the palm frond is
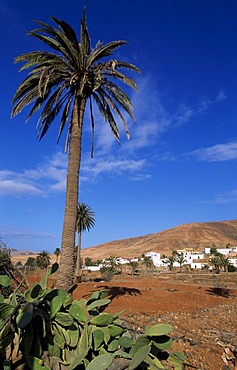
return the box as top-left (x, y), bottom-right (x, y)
top-left (91, 93), bottom-right (107, 122)
top-left (37, 95), bottom-right (67, 140)
top-left (88, 40), bottom-right (127, 65)
top-left (80, 8), bottom-right (90, 56)
top-left (26, 96), bottom-right (44, 122)
top-left (15, 51), bottom-right (69, 72)
top-left (12, 74), bottom-right (40, 104)
top-left (29, 30), bottom-right (64, 54)
top-left (89, 96), bottom-right (95, 158)
top-left (11, 86), bottom-right (40, 117)
top-left (96, 87), bottom-right (130, 139)
top-left (112, 61), bottom-right (141, 73)
top-left (51, 17), bottom-right (79, 53)
top-left (105, 104), bottom-right (120, 142)
top-left (26, 79), bottom-right (65, 122)
top-left (103, 80), bottom-right (134, 109)
top-left (57, 96), bottom-right (73, 144)
top-left (92, 90), bottom-right (119, 141)
top-left (38, 67), bottom-right (55, 97)
top-left (29, 21), bottom-right (79, 67)
top-left (102, 81), bottom-right (135, 119)
top-left (36, 85), bottom-right (69, 130)
top-left (104, 69), bottom-right (138, 90)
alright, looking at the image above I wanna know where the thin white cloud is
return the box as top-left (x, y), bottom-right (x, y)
top-left (129, 75), bottom-right (226, 149)
top-left (0, 152), bottom-right (67, 197)
top-left (126, 121), bottom-right (159, 151)
top-left (128, 173), bottom-right (152, 181)
top-left (200, 188), bottom-right (237, 204)
top-left (185, 141), bottom-right (237, 162)
top-left (0, 179), bottom-right (43, 196)
top-left (0, 150), bottom-right (150, 197)
top-left (216, 89), bottom-right (227, 102)
top-left (172, 96), bottom-right (214, 127)
top-left (213, 189), bottom-right (237, 204)
top-left (80, 155), bottom-right (148, 182)
top-left (0, 228), bottom-right (56, 239)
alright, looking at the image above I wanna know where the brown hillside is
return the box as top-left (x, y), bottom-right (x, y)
top-left (81, 220), bottom-right (237, 260)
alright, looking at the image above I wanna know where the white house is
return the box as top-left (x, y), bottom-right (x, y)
top-left (144, 252), bottom-right (167, 267)
top-left (182, 252), bottom-right (204, 263)
top-left (83, 265), bottom-right (101, 271)
top-left (204, 247), bottom-right (233, 256)
top-left (228, 257), bottom-right (237, 267)
top-left (115, 257), bottom-right (130, 265)
top-left (190, 261), bottom-right (207, 269)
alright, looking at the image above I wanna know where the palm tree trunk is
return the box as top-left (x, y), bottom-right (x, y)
top-left (75, 231), bottom-right (82, 283)
top-left (57, 98), bottom-right (86, 289)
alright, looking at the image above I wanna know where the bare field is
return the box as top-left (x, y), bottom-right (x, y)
top-left (26, 271), bottom-right (237, 369)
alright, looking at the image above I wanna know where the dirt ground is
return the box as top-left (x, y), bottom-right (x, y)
top-left (27, 272), bottom-right (237, 370)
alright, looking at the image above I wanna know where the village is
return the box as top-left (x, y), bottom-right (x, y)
top-left (84, 245), bottom-right (237, 273)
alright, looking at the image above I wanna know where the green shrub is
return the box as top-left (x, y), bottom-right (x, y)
top-left (100, 266), bottom-right (115, 282)
top-left (0, 246), bottom-right (25, 296)
top-left (227, 264), bottom-right (237, 272)
top-left (0, 263), bottom-right (188, 369)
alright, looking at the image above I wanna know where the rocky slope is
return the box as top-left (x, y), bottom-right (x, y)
top-left (81, 220), bottom-right (237, 260)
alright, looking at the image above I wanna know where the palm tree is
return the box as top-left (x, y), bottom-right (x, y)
top-left (11, 11), bottom-right (140, 289)
top-left (211, 253), bottom-right (231, 273)
top-left (164, 255), bottom-right (176, 271)
top-left (220, 255), bottom-right (231, 272)
top-left (209, 256), bottom-right (222, 274)
top-left (35, 251), bottom-right (50, 270)
top-left (129, 260), bottom-right (138, 277)
top-left (75, 203), bottom-right (95, 282)
top-left (142, 255), bottom-right (154, 276)
top-left (175, 252), bottom-right (186, 272)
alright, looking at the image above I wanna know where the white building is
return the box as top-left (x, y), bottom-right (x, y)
top-left (228, 257), bottom-right (237, 267)
top-left (144, 252), bottom-right (167, 267)
top-left (204, 247), bottom-right (232, 256)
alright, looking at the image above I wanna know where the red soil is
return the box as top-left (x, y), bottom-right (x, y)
top-left (27, 272), bottom-right (237, 369)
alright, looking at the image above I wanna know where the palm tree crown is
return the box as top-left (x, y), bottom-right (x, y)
top-left (11, 11), bottom-right (140, 150)
top-left (76, 203), bottom-right (95, 234)
top-left (75, 203), bottom-right (95, 282)
top-left (35, 250), bottom-right (50, 270)
top-left (11, 10), bottom-right (140, 289)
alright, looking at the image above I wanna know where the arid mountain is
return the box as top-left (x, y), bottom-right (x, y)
top-left (81, 220), bottom-right (237, 261)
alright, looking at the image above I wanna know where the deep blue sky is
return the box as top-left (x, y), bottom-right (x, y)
top-left (0, 0), bottom-right (236, 253)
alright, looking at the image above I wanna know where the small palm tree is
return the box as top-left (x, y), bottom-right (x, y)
top-left (211, 253), bottom-right (231, 273)
top-left (107, 255), bottom-right (120, 271)
top-left (100, 255), bottom-right (119, 281)
top-left (209, 256), bottom-right (222, 274)
top-left (11, 11), bottom-right (139, 289)
top-left (75, 203), bottom-right (95, 282)
top-left (142, 256), bottom-right (154, 276)
top-left (164, 256), bottom-right (176, 271)
top-left (220, 256), bottom-right (231, 272)
top-left (129, 260), bottom-right (138, 277)
top-left (35, 251), bottom-right (50, 270)
top-left (175, 252), bottom-right (186, 272)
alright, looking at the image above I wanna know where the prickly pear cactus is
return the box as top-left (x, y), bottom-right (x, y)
top-left (0, 264), bottom-right (187, 369)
